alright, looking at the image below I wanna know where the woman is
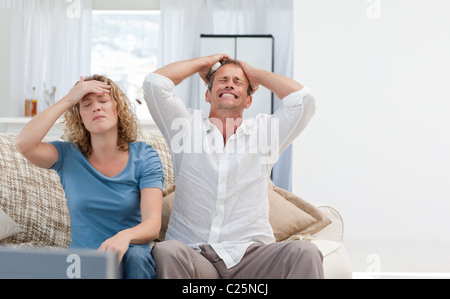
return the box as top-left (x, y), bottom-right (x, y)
top-left (15, 75), bottom-right (164, 279)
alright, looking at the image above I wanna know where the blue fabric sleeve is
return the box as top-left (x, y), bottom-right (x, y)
top-left (139, 143), bottom-right (164, 191)
top-left (48, 140), bottom-right (71, 172)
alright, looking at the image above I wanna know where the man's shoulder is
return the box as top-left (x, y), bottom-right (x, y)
top-left (143, 72), bottom-right (175, 90)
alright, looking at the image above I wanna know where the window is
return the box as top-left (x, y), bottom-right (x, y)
top-left (91, 11), bottom-right (160, 120)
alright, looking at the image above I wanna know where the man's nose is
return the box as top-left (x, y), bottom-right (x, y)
top-left (225, 82), bottom-right (235, 89)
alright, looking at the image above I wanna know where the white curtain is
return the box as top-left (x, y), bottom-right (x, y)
top-left (0, 0), bottom-right (92, 113)
top-left (159, 0), bottom-right (294, 190)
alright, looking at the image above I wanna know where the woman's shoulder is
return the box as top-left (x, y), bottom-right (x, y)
top-left (129, 142), bottom-right (163, 172)
top-left (49, 140), bottom-right (78, 152)
top-left (130, 141), bottom-right (154, 150)
top-left (130, 141), bottom-right (160, 158)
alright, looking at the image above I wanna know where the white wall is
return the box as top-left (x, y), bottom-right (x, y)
top-left (292, 0), bottom-right (450, 271)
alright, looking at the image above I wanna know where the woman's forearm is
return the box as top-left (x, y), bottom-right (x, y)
top-left (15, 77), bottom-right (111, 159)
top-left (15, 97), bottom-right (73, 155)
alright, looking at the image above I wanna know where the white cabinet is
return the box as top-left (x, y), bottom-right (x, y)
top-left (198, 35), bottom-right (274, 119)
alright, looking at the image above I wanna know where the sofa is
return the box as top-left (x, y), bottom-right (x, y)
top-left (0, 131), bottom-right (352, 278)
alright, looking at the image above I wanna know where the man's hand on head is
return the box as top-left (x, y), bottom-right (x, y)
top-left (236, 60), bottom-right (260, 95)
top-left (198, 53), bottom-right (232, 85)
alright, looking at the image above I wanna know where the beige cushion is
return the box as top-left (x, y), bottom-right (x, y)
top-left (268, 182), bottom-right (332, 241)
top-left (137, 130), bottom-right (174, 190)
top-left (0, 134), bottom-right (71, 247)
top-left (158, 183), bottom-right (331, 242)
top-left (0, 207), bottom-right (23, 241)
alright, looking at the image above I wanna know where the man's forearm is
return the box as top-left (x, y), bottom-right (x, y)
top-left (257, 70), bottom-right (304, 100)
top-left (154, 58), bottom-right (204, 86)
top-left (154, 54), bottom-right (231, 86)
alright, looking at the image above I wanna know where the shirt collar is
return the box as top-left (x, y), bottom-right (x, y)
top-left (204, 118), bottom-right (252, 136)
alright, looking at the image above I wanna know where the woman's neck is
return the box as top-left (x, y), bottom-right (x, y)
top-left (89, 129), bottom-right (121, 161)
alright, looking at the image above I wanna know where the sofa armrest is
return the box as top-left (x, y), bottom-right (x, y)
top-left (312, 205), bottom-right (345, 242)
top-left (311, 206), bottom-right (353, 278)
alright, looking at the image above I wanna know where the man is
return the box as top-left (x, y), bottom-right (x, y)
top-left (143, 54), bottom-right (323, 278)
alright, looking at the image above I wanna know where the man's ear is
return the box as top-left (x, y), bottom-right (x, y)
top-left (205, 90), bottom-right (211, 103)
top-left (244, 95), bottom-right (252, 109)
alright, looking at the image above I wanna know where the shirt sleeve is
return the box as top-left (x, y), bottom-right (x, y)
top-left (139, 143), bottom-right (165, 191)
top-left (269, 87), bottom-right (316, 155)
top-left (48, 140), bottom-right (71, 172)
top-left (142, 72), bottom-right (191, 143)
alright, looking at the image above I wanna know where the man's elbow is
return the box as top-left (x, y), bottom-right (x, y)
top-left (304, 93), bottom-right (316, 118)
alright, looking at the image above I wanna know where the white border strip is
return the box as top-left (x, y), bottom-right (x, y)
top-left (353, 272), bottom-right (450, 279)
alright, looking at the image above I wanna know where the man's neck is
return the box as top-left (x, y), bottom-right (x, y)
top-left (209, 112), bottom-right (244, 145)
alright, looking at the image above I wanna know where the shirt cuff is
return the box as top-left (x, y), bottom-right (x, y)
top-left (281, 87), bottom-right (311, 107)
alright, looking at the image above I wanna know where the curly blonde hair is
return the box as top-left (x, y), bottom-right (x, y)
top-left (63, 75), bottom-right (139, 157)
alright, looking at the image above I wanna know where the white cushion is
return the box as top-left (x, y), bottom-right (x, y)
top-left (0, 208), bottom-right (23, 241)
